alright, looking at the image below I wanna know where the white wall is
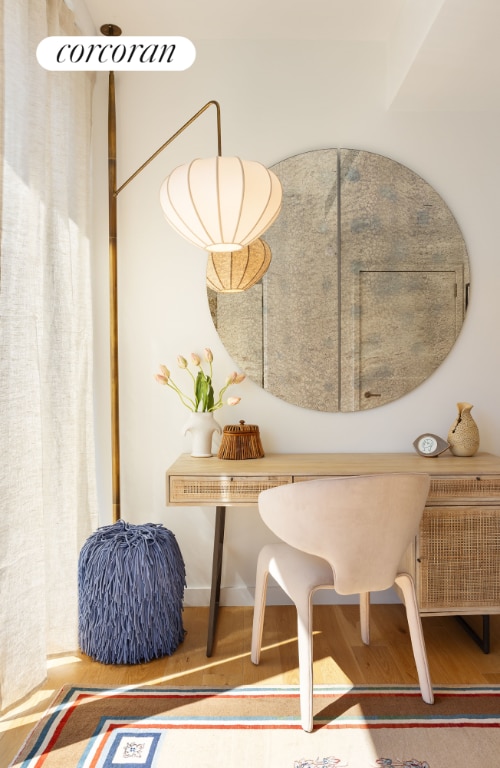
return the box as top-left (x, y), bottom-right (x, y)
top-left (91, 39), bottom-right (500, 606)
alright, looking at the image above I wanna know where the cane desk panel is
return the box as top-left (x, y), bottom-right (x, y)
top-left (169, 474), bottom-right (291, 505)
top-left (427, 475), bottom-right (500, 505)
top-left (417, 505), bottom-right (500, 614)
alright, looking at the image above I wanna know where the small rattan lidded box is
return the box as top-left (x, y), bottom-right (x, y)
top-left (217, 420), bottom-right (265, 460)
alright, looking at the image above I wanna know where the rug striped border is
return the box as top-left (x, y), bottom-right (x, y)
top-left (12, 684), bottom-right (500, 768)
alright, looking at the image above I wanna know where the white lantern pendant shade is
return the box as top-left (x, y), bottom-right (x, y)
top-left (159, 156), bottom-right (282, 252)
top-left (207, 238), bottom-right (272, 292)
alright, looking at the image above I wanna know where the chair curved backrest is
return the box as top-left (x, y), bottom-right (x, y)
top-left (258, 473), bottom-right (430, 595)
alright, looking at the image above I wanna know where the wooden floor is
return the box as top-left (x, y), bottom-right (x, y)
top-left (2, 605), bottom-right (500, 766)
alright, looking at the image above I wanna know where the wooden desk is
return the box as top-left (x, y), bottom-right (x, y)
top-left (166, 452), bottom-right (500, 655)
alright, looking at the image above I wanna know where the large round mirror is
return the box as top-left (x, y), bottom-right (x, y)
top-left (208, 149), bottom-right (470, 412)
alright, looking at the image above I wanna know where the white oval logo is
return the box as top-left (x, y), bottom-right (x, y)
top-left (36, 36), bottom-right (196, 71)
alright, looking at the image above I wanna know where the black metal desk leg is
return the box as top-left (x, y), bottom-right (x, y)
top-left (206, 505), bottom-right (226, 657)
top-left (455, 615), bottom-right (490, 654)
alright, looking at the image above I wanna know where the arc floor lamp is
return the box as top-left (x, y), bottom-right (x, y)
top-left (102, 25), bottom-right (282, 521)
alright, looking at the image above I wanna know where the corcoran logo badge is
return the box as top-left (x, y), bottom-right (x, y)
top-left (36, 36), bottom-right (196, 71)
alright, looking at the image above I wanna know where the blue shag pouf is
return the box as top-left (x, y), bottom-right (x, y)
top-left (78, 520), bottom-right (186, 664)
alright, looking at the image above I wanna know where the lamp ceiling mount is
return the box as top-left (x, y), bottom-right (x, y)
top-left (100, 23), bottom-right (122, 37)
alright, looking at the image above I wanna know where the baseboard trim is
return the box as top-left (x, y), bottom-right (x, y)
top-left (182, 586), bottom-right (401, 607)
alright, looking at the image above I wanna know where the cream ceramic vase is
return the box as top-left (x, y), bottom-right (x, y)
top-left (183, 412), bottom-right (221, 457)
top-left (447, 402), bottom-right (480, 457)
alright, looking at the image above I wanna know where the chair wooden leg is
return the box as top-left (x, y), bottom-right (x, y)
top-left (395, 573), bottom-right (434, 705)
top-left (360, 591), bottom-right (370, 645)
top-left (251, 550), bottom-right (270, 665)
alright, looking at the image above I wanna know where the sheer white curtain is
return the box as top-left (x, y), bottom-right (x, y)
top-left (0, 0), bottom-right (97, 711)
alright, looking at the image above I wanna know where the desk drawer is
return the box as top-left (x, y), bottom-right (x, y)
top-left (293, 475), bottom-right (339, 483)
top-left (294, 475), bottom-right (500, 503)
top-left (168, 474), bottom-right (292, 505)
top-left (428, 475), bottom-right (500, 505)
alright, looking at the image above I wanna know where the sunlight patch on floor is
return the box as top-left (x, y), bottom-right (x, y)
top-left (0, 689), bottom-right (56, 732)
top-left (47, 655), bottom-right (82, 668)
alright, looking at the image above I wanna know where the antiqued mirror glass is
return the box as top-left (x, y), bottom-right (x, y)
top-left (207, 149), bottom-right (470, 412)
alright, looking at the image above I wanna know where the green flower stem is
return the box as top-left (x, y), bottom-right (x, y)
top-left (166, 380), bottom-right (197, 411)
top-left (210, 381), bottom-right (231, 411)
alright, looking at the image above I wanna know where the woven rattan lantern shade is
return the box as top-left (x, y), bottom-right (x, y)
top-left (159, 157), bottom-right (282, 252)
top-left (206, 238), bottom-right (272, 292)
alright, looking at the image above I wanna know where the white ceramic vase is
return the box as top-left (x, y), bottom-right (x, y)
top-left (183, 411), bottom-right (221, 457)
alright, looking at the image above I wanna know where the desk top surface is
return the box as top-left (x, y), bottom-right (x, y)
top-left (167, 452), bottom-right (500, 478)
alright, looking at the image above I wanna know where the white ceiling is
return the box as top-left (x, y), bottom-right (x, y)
top-left (79, 0), bottom-right (500, 110)
top-left (79, 0), bottom-right (404, 41)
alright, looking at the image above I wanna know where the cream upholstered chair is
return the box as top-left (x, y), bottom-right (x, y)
top-left (251, 473), bottom-right (433, 732)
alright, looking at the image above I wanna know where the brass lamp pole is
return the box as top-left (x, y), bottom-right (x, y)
top-left (102, 25), bottom-right (222, 521)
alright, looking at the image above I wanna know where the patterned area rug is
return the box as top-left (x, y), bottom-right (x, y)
top-left (10, 684), bottom-right (500, 768)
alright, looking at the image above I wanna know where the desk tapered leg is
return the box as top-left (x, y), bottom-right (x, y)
top-left (206, 505), bottom-right (226, 657)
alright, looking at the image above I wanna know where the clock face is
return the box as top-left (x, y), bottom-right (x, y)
top-left (419, 436), bottom-right (437, 454)
top-left (413, 433), bottom-right (450, 457)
